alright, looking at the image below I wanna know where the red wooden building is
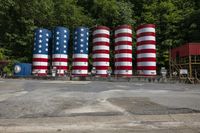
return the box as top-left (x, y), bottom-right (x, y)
top-left (170, 43), bottom-right (200, 78)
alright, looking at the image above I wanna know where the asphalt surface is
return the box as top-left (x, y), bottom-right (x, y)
top-left (0, 79), bottom-right (200, 132)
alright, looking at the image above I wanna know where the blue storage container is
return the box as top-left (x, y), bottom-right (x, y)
top-left (14, 63), bottom-right (32, 77)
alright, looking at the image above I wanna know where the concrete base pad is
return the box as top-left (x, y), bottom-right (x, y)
top-left (0, 114), bottom-right (200, 133)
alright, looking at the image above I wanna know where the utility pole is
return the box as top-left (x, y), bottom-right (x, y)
top-left (169, 47), bottom-right (172, 78)
top-left (189, 55), bottom-right (192, 78)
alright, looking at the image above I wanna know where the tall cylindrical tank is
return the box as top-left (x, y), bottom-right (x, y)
top-left (72, 27), bottom-right (89, 76)
top-left (32, 28), bottom-right (51, 76)
top-left (92, 26), bottom-right (110, 77)
top-left (14, 63), bottom-right (32, 77)
top-left (136, 24), bottom-right (156, 76)
top-left (52, 27), bottom-right (70, 76)
top-left (114, 25), bottom-right (133, 77)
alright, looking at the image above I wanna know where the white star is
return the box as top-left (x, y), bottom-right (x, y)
top-left (80, 44), bottom-right (83, 47)
top-left (39, 50), bottom-right (41, 53)
top-left (80, 50), bottom-right (83, 53)
top-left (64, 35), bottom-right (67, 38)
top-left (34, 42), bottom-right (36, 45)
top-left (64, 40), bottom-right (66, 43)
top-left (86, 48), bottom-right (88, 51)
top-left (75, 31), bottom-right (77, 34)
top-left (56, 42), bottom-right (59, 45)
top-left (86, 37), bottom-right (89, 40)
top-left (34, 48), bottom-right (36, 51)
top-left (56, 47), bottom-right (59, 50)
top-left (80, 34), bottom-right (84, 37)
top-left (46, 33), bottom-right (49, 37)
top-left (46, 38), bottom-right (49, 41)
top-left (75, 36), bottom-right (77, 40)
top-left (75, 41), bottom-right (77, 45)
top-left (56, 32), bottom-right (59, 35)
top-left (86, 42), bottom-right (88, 45)
top-left (64, 45), bottom-right (66, 48)
top-left (45, 48), bottom-right (48, 51)
top-left (64, 30), bottom-right (67, 33)
top-left (34, 38), bottom-right (36, 41)
top-left (74, 47), bottom-right (77, 50)
top-left (81, 29), bottom-right (84, 31)
top-left (46, 43), bottom-right (48, 46)
top-left (39, 40), bottom-right (42, 43)
top-left (80, 39), bottom-right (83, 42)
top-left (39, 35), bottom-right (42, 38)
top-left (64, 50), bottom-right (66, 53)
top-left (86, 32), bottom-right (89, 35)
top-left (39, 30), bottom-right (42, 33)
top-left (56, 37), bottom-right (59, 40)
top-left (39, 45), bottom-right (42, 48)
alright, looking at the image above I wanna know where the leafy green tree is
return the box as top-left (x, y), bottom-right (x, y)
top-left (0, 0), bottom-right (200, 73)
top-left (52, 0), bottom-right (94, 28)
top-left (0, 0), bottom-right (54, 62)
top-left (139, 0), bottom-right (195, 67)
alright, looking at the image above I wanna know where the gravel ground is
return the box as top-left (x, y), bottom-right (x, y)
top-left (0, 79), bottom-right (200, 132)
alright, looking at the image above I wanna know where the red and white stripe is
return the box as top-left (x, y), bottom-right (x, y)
top-left (136, 24), bottom-right (157, 76)
top-left (32, 54), bottom-right (48, 76)
top-left (92, 26), bottom-right (110, 77)
top-left (52, 54), bottom-right (68, 76)
top-left (72, 54), bottom-right (88, 76)
top-left (114, 25), bottom-right (132, 77)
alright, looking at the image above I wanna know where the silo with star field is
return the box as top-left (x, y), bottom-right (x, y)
top-left (72, 27), bottom-right (89, 76)
top-left (52, 27), bottom-right (70, 76)
top-left (32, 28), bottom-right (51, 76)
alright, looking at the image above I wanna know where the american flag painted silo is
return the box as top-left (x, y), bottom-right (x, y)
top-left (136, 24), bottom-right (156, 76)
top-left (72, 27), bottom-right (89, 76)
top-left (52, 27), bottom-right (70, 76)
top-left (92, 26), bottom-right (110, 77)
top-left (114, 25), bottom-right (133, 77)
top-left (32, 28), bottom-right (51, 76)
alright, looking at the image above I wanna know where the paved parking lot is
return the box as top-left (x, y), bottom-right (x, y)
top-left (0, 79), bottom-right (200, 132)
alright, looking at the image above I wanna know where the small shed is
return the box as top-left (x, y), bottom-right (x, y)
top-left (171, 43), bottom-right (200, 59)
top-left (170, 43), bottom-right (200, 79)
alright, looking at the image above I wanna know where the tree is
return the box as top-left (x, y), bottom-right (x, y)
top-left (52, 0), bottom-right (94, 28)
top-left (0, 0), bottom-right (199, 73)
top-left (0, 0), bottom-right (55, 62)
top-left (138, 0), bottom-right (196, 67)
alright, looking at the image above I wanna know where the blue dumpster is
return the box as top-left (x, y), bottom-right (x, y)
top-left (14, 63), bottom-right (32, 77)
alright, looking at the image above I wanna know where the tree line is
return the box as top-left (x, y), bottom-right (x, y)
top-left (0, 0), bottom-right (199, 74)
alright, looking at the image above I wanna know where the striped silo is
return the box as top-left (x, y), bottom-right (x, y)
top-left (114, 25), bottom-right (133, 77)
top-left (72, 27), bottom-right (89, 76)
top-left (32, 28), bottom-right (51, 76)
top-left (52, 27), bottom-right (70, 76)
top-left (92, 26), bottom-right (110, 77)
top-left (136, 24), bottom-right (157, 76)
